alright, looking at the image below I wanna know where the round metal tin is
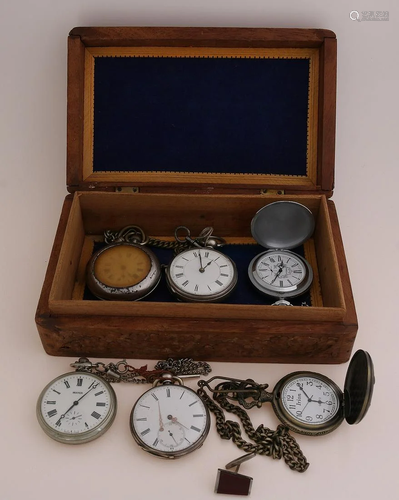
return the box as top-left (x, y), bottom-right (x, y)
top-left (251, 201), bottom-right (315, 249)
top-left (343, 350), bottom-right (375, 425)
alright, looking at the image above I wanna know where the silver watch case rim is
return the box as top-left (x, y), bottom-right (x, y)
top-left (130, 384), bottom-right (211, 459)
top-left (86, 242), bottom-right (161, 301)
top-left (272, 371), bottom-right (344, 436)
top-left (36, 372), bottom-right (117, 444)
top-left (248, 249), bottom-right (313, 299)
top-left (165, 249), bottom-right (238, 303)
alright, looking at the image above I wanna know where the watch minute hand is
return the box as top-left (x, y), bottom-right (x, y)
top-left (270, 263), bottom-right (284, 285)
top-left (297, 384), bottom-right (312, 401)
top-left (170, 416), bottom-right (190, 431)
top-left (75, 382), bottom-right (99, 403)
top-left (198, 250), bottom-right (204, 271)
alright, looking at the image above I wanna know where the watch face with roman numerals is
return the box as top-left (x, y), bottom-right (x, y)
top-left (166, 248), bottom-right (237, 302)
top-left (130, 383), bottom-right (210, 458)
top-left (37, 372), bottom-right (117, 444)
top-left (248, 249), bottom-right (313, 300)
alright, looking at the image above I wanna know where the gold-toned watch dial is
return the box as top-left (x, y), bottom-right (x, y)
top-left (94, 245), bottom-right (151, 287)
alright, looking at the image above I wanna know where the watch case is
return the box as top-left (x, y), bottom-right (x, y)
top-left (35, 27), bottom-right (357, 364)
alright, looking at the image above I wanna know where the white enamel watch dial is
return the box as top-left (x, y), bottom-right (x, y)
top-left (272, 372), bottom-right (343, 436)
top-left (37, 372), bottom-right (117, 444)
top-left (166, 248), bottom-right (237, 302)
top-left (130, 381), bottom-right (210, 458)
top-left (248, 249), bottom-right (313, 300)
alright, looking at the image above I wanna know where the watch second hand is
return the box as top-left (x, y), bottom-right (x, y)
top-left (168, 430), bottom-right (178, 446)
top-left (299, 395), bottom-right (313, 416)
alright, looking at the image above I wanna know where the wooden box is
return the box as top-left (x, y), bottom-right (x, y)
top-left (35, 27), bottom-right (357, 364)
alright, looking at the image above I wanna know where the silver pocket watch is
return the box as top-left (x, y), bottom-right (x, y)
top-left (130, 373), bottom-right (211, 458)
top-left (37, 357), bottom-right (212, 448)
top-left (86, 226), bottom-right (162, 301)
top-left (37, 371), bottom-right (117, 444)
top-left (165, 226), bottom-right (238, 302)
top-left (248, 201), bottom-right (315, 305)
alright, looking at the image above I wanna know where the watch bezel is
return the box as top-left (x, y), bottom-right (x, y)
top-left (248, 249), bottom-right (313, 299)
top-left (86, 242), bottom-right (161, 301)
top-left (130, 384), bottom-right (210, 459)
top-left (165, 248), bottom-right (238, 302)
top-left (272, 371), bottom-right (344, 436)
top-left (36, 372), bottom-right (117, 444)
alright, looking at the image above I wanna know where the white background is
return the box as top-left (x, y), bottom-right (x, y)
top-left (0, 1), bottom-right (398, 499)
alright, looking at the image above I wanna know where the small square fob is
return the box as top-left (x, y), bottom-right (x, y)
top-left (215, 469), bottom-right (253, 496)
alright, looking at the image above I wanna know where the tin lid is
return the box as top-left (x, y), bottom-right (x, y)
top-left (344, 350), bottom-right (375, 425)
top-left (250, 201), bottom-right (315, 249)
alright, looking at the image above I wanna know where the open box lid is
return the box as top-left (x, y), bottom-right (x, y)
top-left (67, 27), bottom-right (337, 195)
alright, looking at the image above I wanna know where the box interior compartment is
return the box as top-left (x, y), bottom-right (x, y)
top-left (48, 191), bottom-right (346, 322)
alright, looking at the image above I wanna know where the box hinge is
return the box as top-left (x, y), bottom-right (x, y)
top-left (115, 187), bottom-right (140, 193)
top-left (260, 189), bottom-right (285, 195)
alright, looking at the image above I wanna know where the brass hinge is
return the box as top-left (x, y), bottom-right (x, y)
top-left (260, 189), bottom-right (285, 195)
top-left (115, 187), bottom-right (140, 193)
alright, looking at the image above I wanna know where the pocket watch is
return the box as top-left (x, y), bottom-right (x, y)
top-left (86, 225), bottom-right (161, 301)
top-left (37, 371), bottom-right (117, 444)
top-left (165, 226), bottom-right (238, 302)
top-left (201, 350), bottom-right (374, 439)
top-left (271, 350), bottom-right (374, 436)
top-left (130, 373), bottom-right (210, 458)
top-left (37, 357), bottom-right (212, 446)
top-left (248, 201), bottom-right (315, 305)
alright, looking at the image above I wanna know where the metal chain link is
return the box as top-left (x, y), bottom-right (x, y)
top-left (154, 357), bottom-right (212, 376)
top-left (103, 225), bottom-right (225, 256)
top-left (71, 357), bottom-right (211, 384)
top-left (197, 381), bottom-right (309, 473)
top-left (147, 237), bottom-right (190, 255)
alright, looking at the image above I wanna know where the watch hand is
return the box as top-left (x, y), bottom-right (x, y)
top-left (299, 395), bottom-right (313, 416)
top-left (158, 402), bottom-right (165, 431)
top-left (198, 250), bottom-right (205, 273)
top-left (169, 415), bottom-right (190, 431)
top-left (56, 382), bottom-right (100, 426)
top-left (75, 382), bottom-right (99, 403)
top-left (297, 384), bottom-right (312, 401)
top-left (203, 260), bottom-right (214, 270)
top-left (270, 262), bottom-right (284, 284)
top-left (168, 430), bottom-right (178, 446)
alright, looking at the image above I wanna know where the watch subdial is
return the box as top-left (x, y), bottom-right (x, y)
top-left (158, 422), bottom-right (185, 450)
top-left (64, 410), bottom-right (83, 426)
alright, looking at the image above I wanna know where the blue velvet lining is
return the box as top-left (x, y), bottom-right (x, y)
top-left (84, 242), bottom-right (312, 306)
top-left (93, 56), bottom-right (310, 176)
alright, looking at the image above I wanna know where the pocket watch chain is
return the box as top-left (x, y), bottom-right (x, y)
top-left (103, 225), bottom-right (226, 255)
top-left (71, 357), bottom-right (212, 384)
top-left (197, 378), bottom-right (309, 473)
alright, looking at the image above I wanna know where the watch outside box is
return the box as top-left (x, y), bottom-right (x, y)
top-left (35, 27), bottom-right (357, 364)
